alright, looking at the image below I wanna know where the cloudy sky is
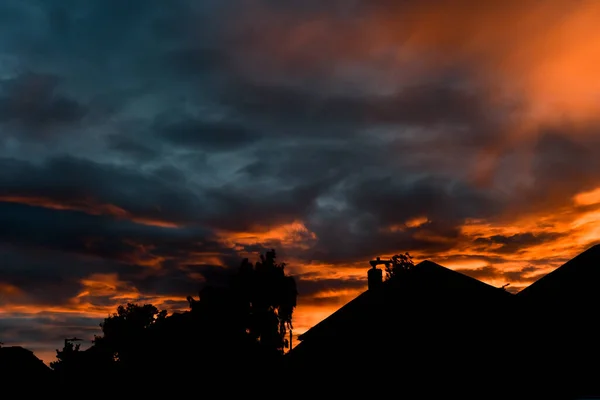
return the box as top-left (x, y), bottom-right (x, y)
top-left (2, 0), bottom-right (600, 364)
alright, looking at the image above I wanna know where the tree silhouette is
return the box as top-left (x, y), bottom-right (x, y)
top-left (385, 252), bottom-right (414, 280)
top-left (50, 339), bottom-right (81, 373)
top-left (187, 249), bottom-right (298, 357)
top-left (94, 303), bottom-right (167, 366)
top-left (233, 249), bottom-right (298, 354)
top-left (50, 337), bottom-right (116, 384)
top-left (49, 249), bottom-right (297, 390)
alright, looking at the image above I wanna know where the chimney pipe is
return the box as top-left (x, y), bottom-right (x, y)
top-left (368, 264), bottom-right (383, 290)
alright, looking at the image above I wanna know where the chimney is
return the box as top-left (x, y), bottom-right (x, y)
top-left (368, 264), bottom-right (383, 291)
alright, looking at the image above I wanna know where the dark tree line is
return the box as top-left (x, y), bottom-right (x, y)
top-left (51, 250), bottom-right (297, 392)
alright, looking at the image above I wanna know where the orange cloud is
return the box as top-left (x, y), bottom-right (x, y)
top-left (0, 282), bottom-right (23, 296)
top-left (240, 1), bottom-right (600, 124)
top-left (218, 220), bottom-right (317, 251)
top-left (416, 199), bottom-right (600, 290)
top-left (233, 1), bottom-right (600, 185)
top-left (573, 187), bottom-right (600, 206)
top-left (0, 273), bottom-right (184, 318)
top-left (70, 275), bottom-right (172, 316)
top-left (118, 240), bottom-right (166, 269)
top-left (405, 216), bottom-right (429, 228)
top-left (0, 282), bottom-right (25, 304)
top-left (0, 195), bottom-right (180, 228)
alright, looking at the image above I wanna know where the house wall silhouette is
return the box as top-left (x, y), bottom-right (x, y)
top-left (286, 244), bottom-right (600, 399)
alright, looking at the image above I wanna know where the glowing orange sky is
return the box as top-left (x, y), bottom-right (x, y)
top-left (3, 183), bottom-right (600, 364)
top-left (234, 0), bottom-right (600, 182)
top-left (2, 0), bottom-right (600, 366)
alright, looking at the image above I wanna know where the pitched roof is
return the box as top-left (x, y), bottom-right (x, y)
top-left (0, 346), bottom-right (52, 380)
top-left (296, 260), bottom-right (512, 344)
top-left (516, 243), bottom-right (600, 302)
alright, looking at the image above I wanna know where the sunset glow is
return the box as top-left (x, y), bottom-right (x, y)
top-left (1, 0), bottom-right (600, 366)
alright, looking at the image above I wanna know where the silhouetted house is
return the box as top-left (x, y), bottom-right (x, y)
top-left (287, 245), bottom-right (600, 398)
top-left (0, 345), bottom-right (53, 385)
top-left (516, 244), bottom-right (600, 398)
top-left (518, 244), bottom-right (600, 306)
top-left (287, 260), bottom-right (515, 397)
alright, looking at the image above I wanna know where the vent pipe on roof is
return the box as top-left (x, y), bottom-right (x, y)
top-left (368, 258), bottom-right (383, 290)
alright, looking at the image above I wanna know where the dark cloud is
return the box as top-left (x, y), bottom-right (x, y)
top-left (0, 73), bottom-right (87, 133)
top-left (167, 47), bottom-right (232, 76)
top-left (0, 172), bottom-right (243, 307)
top-left (0, 154), bottom-right (335, 233)
top-left (473, 232), bottom-right (565, 254)
top-left (455, 265), bottom-right (547, 288)
top-left (221, 79), bottom-right (491, 131)
top-left (156, 117), bottom-right (262, 151)
top-left (348, 175), bottom-right (497, 223)
top-left (106, 135), bottom-right (161, 162)
top-left (302, 174), bottom-right (501, 263)
top-left (0, 156), bottom-right (203, 225)
top-left (294, 274), bottom-right (368, 307)
top-left (0, 245), bottom-right (103, 306)
top-left (0, 199), bottom-right (233, 258)
top-left (204, 180), bottom-right (328, 232)
top-left (182, 264), bottom-right (237, 289)
top-left (531, 131), bottom-right (600, 196)
top-left (0, 203), bottom-right (233, 306)
top-left (296, 276), bottom-right (366, 298)
top-left (0, 313), bottom-right (101, 347)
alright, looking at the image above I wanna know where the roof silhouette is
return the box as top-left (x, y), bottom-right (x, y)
top-left (517, 243), bottom-right (600, 302)
top-left (513, 244), bottom-right (600, 398)
top-left (296, 259), bottom-right (512, 344)
top-left (0, 346), bottom-right (52, 383)
top-left (288, 246), bottom-right (600, 398)
top-left (287, 259), bottom-right (516, 397)
top-left (296, 244), bottom-right (600, 347)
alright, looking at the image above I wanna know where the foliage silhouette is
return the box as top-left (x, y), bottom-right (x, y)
top-left (48, 249), bottom-right (297, 390)
top-left (183, 249), bottom-right (298, 355)
top-left (233, 249), bottom-right (298, 354)
top-left (50, 338), bottom-right (81, 372)
top-left (94, 303), bottom-right (167, 365)
top-left (384, 252), bottom-right (414, 280)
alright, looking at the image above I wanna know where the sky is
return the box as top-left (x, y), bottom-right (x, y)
top-left (1, 0), bottom-right (600, 365)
